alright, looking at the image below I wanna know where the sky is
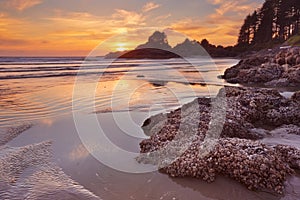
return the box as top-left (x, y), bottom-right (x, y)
top-left (0, 0), bottom-right (264, 56)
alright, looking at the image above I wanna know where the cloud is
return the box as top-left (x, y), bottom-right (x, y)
top-left (171, 15), bottom-right (238, 45)
top-left (0, 0), bottom-right (262, 55)
top-left (0, 12), bottom-right (26, 33)
top-left (142, 2), bottom-right (160, 12)
top-left (46, 9), bottom-right (146, 35)
top-left (208, 0), bottom-right (227, 5)
top-left (0, 37), bottom-right (29, 45)
top-left (215, 1), bottom-right (259, 16)
top-left (170, 0), bottom-right (261, 46)
top-left (154, 13), bottom-right (171, 23)
top-left (207, 0), bottom-right (260, 16)
top-left (171, 18), bottom-right (205, 31)
top-left (0, 0), bottom-right (43, 11)
top-left (113, 9), bottom-right (146, 26)
top-left (34, 9), bottom-right (150, 55)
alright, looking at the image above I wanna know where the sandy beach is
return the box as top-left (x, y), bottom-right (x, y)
top-left (1, 0), bottom-right (300, 198)
top-left (0, 55), bottom-right (299, 199)
top-left (3, 113), bottom-right (299, 200)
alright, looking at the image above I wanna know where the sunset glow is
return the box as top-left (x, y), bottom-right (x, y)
top-left (115, 43), bottom-right (128, 52)
top-left (0, 0), bottom-right (264, 56)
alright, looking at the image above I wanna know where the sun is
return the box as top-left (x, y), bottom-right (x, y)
top-left (116, 47), bottom-right (127, 51)
top-left (116, 43), bottom-right (128, 52)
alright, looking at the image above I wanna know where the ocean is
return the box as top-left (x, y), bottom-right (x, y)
top-left (0, 56), bottom-right (238, 128)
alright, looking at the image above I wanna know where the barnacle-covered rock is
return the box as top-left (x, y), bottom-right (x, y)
top-left (138, 86), bottom-right (300, 194)
top-left (223, 47), bottom-right (300, 87)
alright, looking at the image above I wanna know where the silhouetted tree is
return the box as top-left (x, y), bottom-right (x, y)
top-left (238, 14), bottom-right (252, 45)
top-left (253, 0), bottom-right (275, 43)
top-left (237, 0), bottom-right (300, 48)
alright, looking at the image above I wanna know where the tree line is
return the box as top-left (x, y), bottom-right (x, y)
top-left (237, 0), bottom-right (299, 48)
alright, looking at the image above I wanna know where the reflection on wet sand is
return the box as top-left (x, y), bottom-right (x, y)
top-left (0, 125), bottom-right (100, 200)
top-left (5, 113), bottom-right (298, 200)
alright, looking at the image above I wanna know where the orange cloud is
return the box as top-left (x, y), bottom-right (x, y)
top-left (171, 18), bottom-right (241, 46)
top-left (142, 2), bottom-right (161, 12)
top-left (154, 13), bottom-right (171, 23)
top-left (0, 7), bottom-right (151, 56)
top-left (171, 0), bottom-right (260, 46)
top-left (0, 0), bottom-right (260, 56)
top-left (113, 9), bottom-right (146, 26)
top-left (0, 0), bottom-right (42, 11)
top-left (0, 11), bottom-right (101, 56)
top-left (213, 0), bottom-right (259, 16)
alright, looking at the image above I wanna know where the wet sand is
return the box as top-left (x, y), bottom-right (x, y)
top-left (2, 112), bottom-right (299, 200)
top-left (0, 123), bottom-right (100, 200)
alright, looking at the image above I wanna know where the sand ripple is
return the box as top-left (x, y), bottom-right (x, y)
top-left (0, 130), bottom-right (101, 200)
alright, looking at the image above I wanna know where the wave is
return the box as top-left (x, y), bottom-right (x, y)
top-left (0, 57), bottom-right (85, 64)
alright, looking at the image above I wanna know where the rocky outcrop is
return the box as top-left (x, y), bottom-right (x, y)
top-left (173, 39), bottom-right (206, 57)
top-left (138, 86), bottom-right (300, 194)
top-left (223, 47), bottom-right (300, 87)
top-left (162, 138), bottom-right (298, 193)
top-left (105, 31), bottom-right (237, 59)
top-left (136, 31), bottom-right (172, 51)
top-left (292, 91), bottom-right (300, 103)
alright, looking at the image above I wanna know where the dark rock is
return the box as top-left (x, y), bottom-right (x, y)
top-left (136, 31), bottom-right (172, 51)
top-left (173, 39), bottom-right (205, 56)
top-left (223, 47), bottom-right (300, 87)
top-left (256, 63), bottom-right (283, 81)
top-left (138, 86), bottom-right (300, 194)
top-left (265, 78), bottom-right (290, 87)
top-left (296, 57), bottom-right (300, 65)
top-left (292, 91), bottom-right (300, 103)
top-left (286, 55), bottom-right (295, 65)
top-left (276, 57), bottom-right (286, 65)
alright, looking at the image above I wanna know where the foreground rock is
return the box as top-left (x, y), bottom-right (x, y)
top-left (138, 86), bottom-right (300, 194)
top-left (163, 139), bottom-right (298, 193)
top-left (223, 47), bottom-right (300, 87)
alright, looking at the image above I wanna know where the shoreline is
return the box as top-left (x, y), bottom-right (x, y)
top-left (0, 55), bottom-right (299, 199)
top-left (2, 111), bottom-right (298, 200)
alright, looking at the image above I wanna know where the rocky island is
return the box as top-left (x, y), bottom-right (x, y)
top-left (105, 31), bottom-right (236, 59)
top-left (117, 48), bottom-right (180, 59)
